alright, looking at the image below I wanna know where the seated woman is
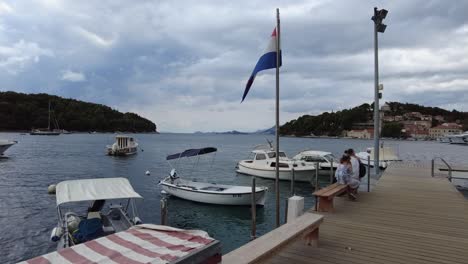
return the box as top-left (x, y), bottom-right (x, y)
top-left (335, 155), bottom-right (360, 200)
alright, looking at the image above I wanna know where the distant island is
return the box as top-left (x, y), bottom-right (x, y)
top-left (280, 102), bottom-right (468, 139)
top-left (0, 91), bottom-right (157, 132)
top-left (194, 126), bottom-right (275, 135)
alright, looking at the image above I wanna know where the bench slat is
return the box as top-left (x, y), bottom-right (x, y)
top-left (320, 184), bottom-right (347, 198)
top-left (312, 183), bottom-right (340, 196)
top-left (222, 212), bottom-right (323, 264)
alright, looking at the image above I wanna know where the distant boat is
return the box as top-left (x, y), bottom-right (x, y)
top-left (447, 132), bottom-right (468, 145)
top-left (160, 147), bottom-right (268, 206)
top-left (30, 101), bottom-right (61, 136)
top-left (106, 135), bottom-right (138, 156)
top-left (0, 140), bottom-right (17, 156)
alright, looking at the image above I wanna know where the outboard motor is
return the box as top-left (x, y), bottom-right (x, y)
top-left (169, 169), bottom-right (178, 184)
top-left (50, 227), bottom-right (64, 242)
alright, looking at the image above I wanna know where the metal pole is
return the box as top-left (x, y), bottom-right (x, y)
top-left (284, 198), bottom-right (289, 224)
top-left (160, 198), bottom-right (167, 225)
top-left (251, 177), bottom-right (256, 240)
top-left (367, 156), bottom-right (371, 192)
top-left (329, 160), bottom-right (334, 184)
top-left (274, 8), bottom-right (281, 228)
top-left (373, 11), bottom-right (380, 177)
top-left (291, 166), bottom-right (295, 196)
top-left (431, 159), bottom-right (435, 177)
top-left (315, 161), bottom-right (319, 191)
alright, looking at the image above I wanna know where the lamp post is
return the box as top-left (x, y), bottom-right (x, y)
top-left (371, 7), bottom-right (388, 176)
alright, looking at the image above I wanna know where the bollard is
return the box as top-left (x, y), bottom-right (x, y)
top-left (284, 198), bottom-right (289, 223)
top-left (329, 160), bottom-right (334, 184)
top-left (315, 162), bottom-right (319, 191)
top-left (251, 177), bottom-right (256, 240)
top-left (367, 156), bottom-right (371, 192)
top-left (160, 198), bottom-right (167, 225)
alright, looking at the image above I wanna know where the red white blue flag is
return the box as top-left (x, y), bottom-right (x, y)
top-left (241, 28), bottom-right (282, 102)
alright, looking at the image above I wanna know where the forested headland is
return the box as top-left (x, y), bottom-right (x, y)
top-left (0, 91), bottom-right (157, 132)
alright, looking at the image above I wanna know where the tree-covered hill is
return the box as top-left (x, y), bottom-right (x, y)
top-left (0, 91), bottom-right (157, 132)
top-left (280, 102), bottom-right (468, 137)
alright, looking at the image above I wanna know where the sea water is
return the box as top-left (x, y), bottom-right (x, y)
top-left (0, 132), bottom-right (467, 263)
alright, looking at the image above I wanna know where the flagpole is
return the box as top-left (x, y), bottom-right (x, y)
top-left (275, 8), bottom-right (281, 228)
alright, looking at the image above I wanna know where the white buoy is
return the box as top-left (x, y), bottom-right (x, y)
top-left (145, 170), bottom-right (151, 175)
top-left (48, 184), bottom-right (56, 194)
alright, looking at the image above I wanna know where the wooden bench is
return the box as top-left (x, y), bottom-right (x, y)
top-left (222, 212), bottom-right (323, 264)
top-left (313, 183), bottom-right (348, 212)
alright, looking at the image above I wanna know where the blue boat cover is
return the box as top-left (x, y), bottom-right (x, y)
top-left (166, 147), bottom-right (217, 160)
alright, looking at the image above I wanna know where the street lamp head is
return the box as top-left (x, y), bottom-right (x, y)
top-left (379, 9), bottom-right (388, 19)
top-left (377, 23), bottom-right (387, 33)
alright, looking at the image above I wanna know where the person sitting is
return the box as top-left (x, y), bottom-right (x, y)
top-left (335, 155), bottom-right (360, 200)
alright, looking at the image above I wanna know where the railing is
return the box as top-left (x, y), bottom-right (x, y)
top-left (431, 157), bottom-right (452, 181)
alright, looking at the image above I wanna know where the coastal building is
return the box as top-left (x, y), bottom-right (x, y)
top-left (434, 115), bottom-right (445, 122)
top-left (402, 120), bottom-right (432, 129)
top-left (345, 128), bottom-right (374, 139)
top-left (403, 112), bottom-right (422, 120)
top-left (394, 115), bottom-right (404, 121)
top-left (380, 103), bottom-right (391, 112)
top-left (421, 115), bottom-right (432, 121)
top-left (429, 123), bottom-right (463, 139)
top-left (404, 124), bottom-right (429, 139)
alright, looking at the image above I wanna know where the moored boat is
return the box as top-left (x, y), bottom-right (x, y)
top-left (292, 150), bottom-right (338, 176)
top-left (0, 139), bottom-right (17, 156)
top-left (236, 145), bottom-right (316, 182)
top-left (160, 147), bottom-right (268, 206)
top-left (106, 135), bottom-right (139, 156)
top-left (50, 177), bottom-right (143, 250)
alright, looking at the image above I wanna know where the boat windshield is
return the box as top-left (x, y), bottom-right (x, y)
top-left (267, 152), bottom-right (287, 158)
top-left (324, 154), bottom-right (338, 162)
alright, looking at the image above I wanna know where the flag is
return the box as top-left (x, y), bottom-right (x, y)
top-left (241, 28), bottom-right (282, 102)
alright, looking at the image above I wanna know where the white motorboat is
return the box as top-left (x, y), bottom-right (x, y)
top-left (236, 145), bottom-right (316, 182)
top-left (0, 139), bottom-right (17, 156)
top-left (160, 147), bottom-right (268, 206)
top-left (30, 101), bottom-right (61, 135)
top-left (356, 145), bottom-right (401, 169)
top-left (448, 132), bottom-right (468, 145)
top-left (292, 150), bottom-right (338, 176)
top-left (49, 177), bottom-right (143, 250)
top-left (107, 135), bottom-right (138, 156)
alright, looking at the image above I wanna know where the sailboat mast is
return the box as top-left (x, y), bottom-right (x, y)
top-left (48, 100), bottom-right (51, 131)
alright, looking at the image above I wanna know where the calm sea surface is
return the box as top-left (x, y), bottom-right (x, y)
top-left (1, 132), bottom-right (467, 263)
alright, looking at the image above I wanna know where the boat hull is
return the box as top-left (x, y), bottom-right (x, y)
top-left (0, 142), bottom-right (15, 155)
top-left (30, 131), bottom-right (61, 135)
top-left (236, 162), bottom-right (315, 182)
top-left (160, 183), bottom-right (267, 206)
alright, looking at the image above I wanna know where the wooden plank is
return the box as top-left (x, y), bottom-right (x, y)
top-left (313, 183), bottom-right (340, 196)
top-left (248, 162), bottom-right (468, 264)
top-left (222, 212), bottom-right (323, 264)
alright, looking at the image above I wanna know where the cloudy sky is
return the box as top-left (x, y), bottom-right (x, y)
top-left (0, 0), bottom-right (467, 132)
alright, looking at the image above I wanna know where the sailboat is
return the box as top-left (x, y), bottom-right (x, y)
top-left (30, 101), bottom-right (61, 135)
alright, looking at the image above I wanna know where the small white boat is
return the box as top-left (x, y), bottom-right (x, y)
top-left (292, 150), bottom-right (338, 176)
top-left (236, 145), bottom-right (316, 182)
top-left (106, 135), bottom-right (138, 156)
top-left (160, 147), bottom-right (268, 206)
top-left (0, 139), bottom-right (17, 156)
top-left (50, 177), bottom-right (143, 250)
top-left (448, 132), bottom-right (468, 145)
top-left (356, 145), bottom-right (401, 169)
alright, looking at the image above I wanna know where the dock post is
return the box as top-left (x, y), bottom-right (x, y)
top-left (329, 160), bottom-right (334, 184)
top-left (431, 159), bottom-right (435, 177)
top-left (251, 177), bottom-right (256, 240)
top-left (315, 162), bottom-right (319, 191)
top-left (367, 156), bottom-right (371, 192)
top-left (160, 198), bottom-right (167, 225)
top-left (284, 197), bottom-right (289, 223)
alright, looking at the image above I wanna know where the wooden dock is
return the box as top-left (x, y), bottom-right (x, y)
top-left (226, 162), bottom-right (468, 264)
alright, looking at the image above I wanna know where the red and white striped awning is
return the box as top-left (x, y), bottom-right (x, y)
top-left (20, 224), bottom-right (216, 264)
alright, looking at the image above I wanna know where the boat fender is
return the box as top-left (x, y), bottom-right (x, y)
top-left (47, 184), bottom-right (56, 194)
top-left (66, 214), bottom-right (81, 233)
top-left (133, 217), bottom-right (142, 225)
top-left (145, 170), bottom-right (150, 175)
top-left (50, 227), bottom-right (64, 242)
